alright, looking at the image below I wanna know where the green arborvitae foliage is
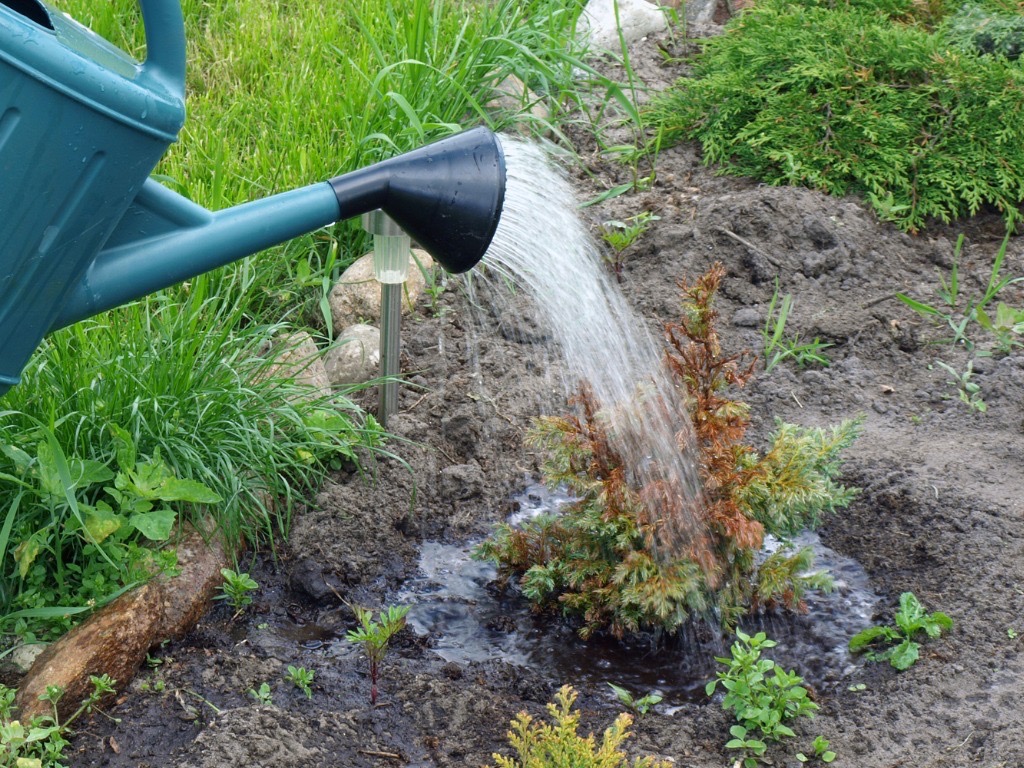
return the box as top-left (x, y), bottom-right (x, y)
top-left (646, 0), bottom-right (1024, 232)
top-left (476, 265), bottom-right (860, 637)
top-left (489, 685), bottom-right (672, 768)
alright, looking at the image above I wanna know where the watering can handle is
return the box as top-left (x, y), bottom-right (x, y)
top-left (137, 0), bottom-right (187, 96)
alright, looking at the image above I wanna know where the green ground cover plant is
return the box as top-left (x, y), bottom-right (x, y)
top-left (0, 674), bottom-right (115, 768)
top-left (1, 0), bottom-right (595, 642)
top-left (488, 685), bottom-right (671, 768)
top-left (647, 0), bottom-right (1024, 232)
top-left (707, 630), bottom-right (819, 767)
top-left (849, 591), bottom-right (953, 669)
top-left (477, 265), bottom-right (859, 638)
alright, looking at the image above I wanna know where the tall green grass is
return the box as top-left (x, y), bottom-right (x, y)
top-left (2, 0), bottom-right (590, 636)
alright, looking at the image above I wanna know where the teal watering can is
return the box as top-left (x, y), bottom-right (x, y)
top-left (0, 0), bottom-right (506, 396)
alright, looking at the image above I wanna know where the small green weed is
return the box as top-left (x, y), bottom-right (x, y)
top-left (0, 674), bottom-right (116, 768)
top-left (935, 360), bottom-right (987, 413)
top-left (488, 685), bottom-right (671, 768)
top-left (763, 283), bottom-right (832, 372)
top-left (849, 592), bottom-right (953, 670)
top-left (346, 604), bottom-right (409, 705)
top-left (216, 569), bottom-right (259, 617)
top-left (607, 683), bottom-right (662, 716)
top-left (248, 682), bottom-right (274, 707)
top-left (707, 630), bottom-right (818, 768)
top-left (797, 735), bottom-right (836, 764)
top-left (285, 665), bottom-right (315, 699)
top-left (897, 234), bottom-right (1023, 352)
top-left (599, 212), bottom-right (660, 282)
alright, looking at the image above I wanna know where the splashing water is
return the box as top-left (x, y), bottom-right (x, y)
top-left (481, 136), bottom-right (705, 553)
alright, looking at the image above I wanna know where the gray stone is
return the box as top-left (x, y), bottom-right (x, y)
top-left (731, 307), bottom-right (761, 327)
top-left (258, 331), bottom-right (331, 400)
top-left (329, 249), bottom-right (436, 336)
top-left (324, 324), bottom-right (381, 387)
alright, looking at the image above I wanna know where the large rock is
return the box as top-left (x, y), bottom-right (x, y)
top-left (329, 249), bottom-right (436, 336)
top-left (324, 324), bottom-right (381, 387)
top-left (259, 331), bottom-right (331, 400)
top-left (578, 0), bottom-right (669, 51)
top-left (487, 74), bottom-right (551, 133)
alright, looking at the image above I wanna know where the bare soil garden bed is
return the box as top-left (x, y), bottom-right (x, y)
top-left (61, 33), bottom-right (1024, 768)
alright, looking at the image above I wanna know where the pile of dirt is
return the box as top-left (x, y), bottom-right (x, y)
top-left (67, 32), bottom-right (1024, 768)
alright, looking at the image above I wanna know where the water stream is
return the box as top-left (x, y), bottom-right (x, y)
top-left (480, 136), bottom-right (705, 552)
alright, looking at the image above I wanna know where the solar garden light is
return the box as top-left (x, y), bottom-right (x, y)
top-left (362, 210), bottom-right (411, 426)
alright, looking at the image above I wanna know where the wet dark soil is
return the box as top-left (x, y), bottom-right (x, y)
top-left (64, 32), bottom-right (1024, 768)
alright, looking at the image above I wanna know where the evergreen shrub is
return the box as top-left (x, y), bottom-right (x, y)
top-left (647, 0), bottom-right (1024, 231)
top-left (476, 266), bottom-right (859, 638)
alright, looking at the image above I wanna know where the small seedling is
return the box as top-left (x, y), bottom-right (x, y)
top-left (707, 630), bottom-right (818, 767)
top-left (849, 592), bottom-right (953, 670)
top-left (607, 683), bottom-right (662, 716)
top-left (763, 282), bottom-right (832, 371)
top-left (797, 735), bottom-right (837, 763)
top-left (285, 665), bottom-right (315, 699)
top-left (847, 683), bottom-right (867, 692)
top-left (935, 360), bottom-right (986, 413)
top-left (1008, 628), bottom-right (1018, 640)
top-left (599, 212), bottom-right (660, 281)
top-left (346, 604), bottom-right (409, 705)
top-left (216, 568), bottom-right (259, 617)
top-left (248, 682), bottom-right (274, 707)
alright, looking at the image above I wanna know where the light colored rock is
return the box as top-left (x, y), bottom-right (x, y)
top-left (578, 0), bottom-right (669, 51)
top-left (487, 74), bottom-right (551, 131)
top-left (8, 642), bottom-right (46, 674)
top-left (329, 249), bottom-right (436, 336)
top-left (260, 331), bottom-right (331, 400)
top-left (324, 324), bottom-right (381, 387)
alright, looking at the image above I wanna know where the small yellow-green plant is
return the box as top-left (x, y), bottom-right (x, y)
top-left (849, 592), bottom-right (953, 670)
top-left (489, 685), bottom-right (671, 768)
top-left (707, 631), bottom-right (818, 768)
top-left (599, 212), bottom-right (660, 282)
top-left (0, 675), bottom-right (116, 768)
top-left (346, 604), bottom-right (409, 705)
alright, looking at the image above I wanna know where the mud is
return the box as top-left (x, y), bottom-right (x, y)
top-left (65, 33), bottom-right (1024, 768)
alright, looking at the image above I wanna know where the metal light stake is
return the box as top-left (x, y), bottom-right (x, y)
top-left (362, 210), bottom-right (411, 427)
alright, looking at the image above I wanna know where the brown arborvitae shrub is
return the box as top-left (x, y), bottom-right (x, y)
top-left (477, 264), bottom-right (859, 637)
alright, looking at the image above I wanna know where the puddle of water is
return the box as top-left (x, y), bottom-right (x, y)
top-left (395, 485), bottom-right (880, 703)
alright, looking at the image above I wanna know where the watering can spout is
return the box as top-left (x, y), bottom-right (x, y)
top-left (54, 127), bottom-right (506, 331)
